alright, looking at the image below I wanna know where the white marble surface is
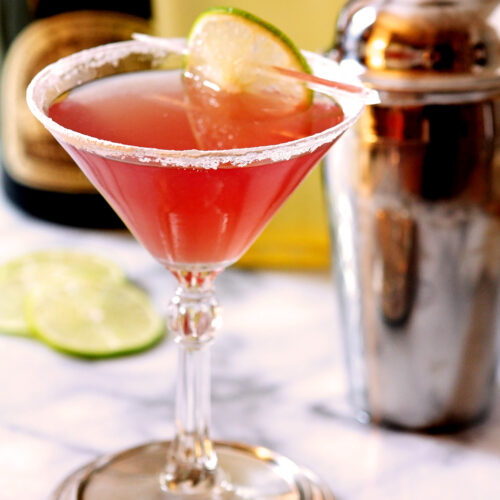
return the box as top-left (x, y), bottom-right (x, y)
top-left (1, 191), bottom-right (500, 500)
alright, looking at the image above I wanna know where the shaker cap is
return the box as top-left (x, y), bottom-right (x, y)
top-left (335, 0), bottom-right (500, 92)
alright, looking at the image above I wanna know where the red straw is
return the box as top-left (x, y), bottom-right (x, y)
top-left (272, 66), bottom-right (367, 95)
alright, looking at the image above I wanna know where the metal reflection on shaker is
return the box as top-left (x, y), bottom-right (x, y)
top-left (325, 0), bottom-right (500, 430)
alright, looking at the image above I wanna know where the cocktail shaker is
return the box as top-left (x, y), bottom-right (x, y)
top-left (324, 0), bottom-right (500, 430)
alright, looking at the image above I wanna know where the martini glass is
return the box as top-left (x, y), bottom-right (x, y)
top-left (27, 40), bottom-right (365, 500)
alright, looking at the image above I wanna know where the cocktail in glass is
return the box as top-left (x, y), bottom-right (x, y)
top-left (27, 39), bottom-right (366, 500)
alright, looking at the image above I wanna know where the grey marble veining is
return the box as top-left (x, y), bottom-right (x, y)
top-left (1, 192), bottom-right (500, 500)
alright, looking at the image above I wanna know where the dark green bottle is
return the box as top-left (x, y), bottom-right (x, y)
top-left (1, 0), bottom-right (150, 227)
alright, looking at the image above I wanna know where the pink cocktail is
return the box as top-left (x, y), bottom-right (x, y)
top-left (49, 70), bottom-right (343, 267)
top-left (27, 40), bottom-right (365, 500)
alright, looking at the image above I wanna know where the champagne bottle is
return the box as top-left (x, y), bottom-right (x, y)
top-left (0, 1), bottom-right (151, 227)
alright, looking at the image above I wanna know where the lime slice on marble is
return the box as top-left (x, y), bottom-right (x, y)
top-left (26, 280), bottom-right (164, 358)
top-left (0, 250), bottom-right (124, 336)
top-left (185, 6), bottom-right (312, 112)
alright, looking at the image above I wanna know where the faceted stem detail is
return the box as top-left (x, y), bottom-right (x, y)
top-left (162, 268), bottom-right (222, 494)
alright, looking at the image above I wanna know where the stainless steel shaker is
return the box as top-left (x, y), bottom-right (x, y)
top-left (324, 0), bottom-right (500, 430)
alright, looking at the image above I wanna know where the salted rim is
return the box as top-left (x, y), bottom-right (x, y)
top-left (27, 40), bottom-right (365, 169)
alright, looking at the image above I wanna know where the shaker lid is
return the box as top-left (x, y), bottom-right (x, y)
top-left (335, 0), bottom-right (500, 92)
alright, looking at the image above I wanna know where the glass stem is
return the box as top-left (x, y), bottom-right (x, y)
top-left (162, 269), bottom-right (222, 494)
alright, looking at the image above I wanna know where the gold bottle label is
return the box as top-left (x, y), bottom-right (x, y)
top-left (1, 11), bottom-right (149, 192)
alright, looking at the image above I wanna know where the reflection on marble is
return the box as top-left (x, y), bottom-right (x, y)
top-left (0, 192), bottom-right (500, 500)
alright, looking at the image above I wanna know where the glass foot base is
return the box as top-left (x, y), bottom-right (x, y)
top-left (52, 441), bottom-right (335, 500)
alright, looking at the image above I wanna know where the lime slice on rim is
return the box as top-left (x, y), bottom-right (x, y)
top-left (26, 281), bottom-right (164, 358)
top-left (186, 6), bottom-right (312, 112)
top-left (0, 250), bottom-right (124, 336)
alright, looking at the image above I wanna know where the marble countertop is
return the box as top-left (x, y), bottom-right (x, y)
top-left (1, 191), bottom-right (500, 500)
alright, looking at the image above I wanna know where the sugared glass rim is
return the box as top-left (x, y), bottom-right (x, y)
top-left (27, 39), bottom-right (365, 169)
